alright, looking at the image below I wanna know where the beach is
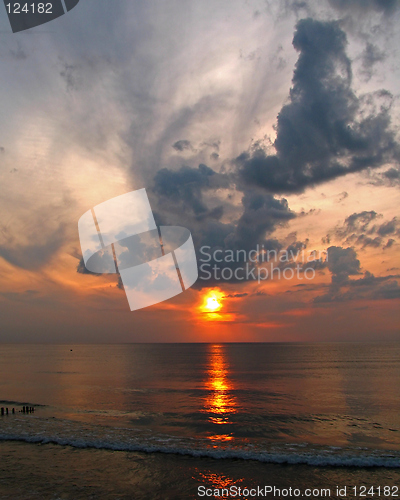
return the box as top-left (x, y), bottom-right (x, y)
top-left (1, 441), bottom-right (400, 499)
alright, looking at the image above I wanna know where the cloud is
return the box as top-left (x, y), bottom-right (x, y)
top-left (365, 165), bottom-right (400, 188)
top-left (153, 164), bottom-right (296, 251)
top-left (225, 190), bottom-right (296, 252)
top-left (316, 270), bottom-right (400, 302)
top-left (383, 168), bottom-right (400, 183)
top-left (336, 211), bottom-right (379, 237)
top-left (353, 235), bottom-right (382, 248)
top-left (153, 163), bottom-right (228, 217)
top-left (373, 279), bottom-right (400, 299)
top-left (59, 62), bottom-right (82, 92)
top-left (0, 224), bottom-right (67, 270)
top-left (384, 238), bottom-right (395, 249)
top-left (359, 42), bottom-right (386, 81)
top-left (75, 14), bottom-right (399, 303)
top-left (172, 140), bottom-right (194, 152)
top-left (326, 245), bottom-right (361, 283)
top-left (315, 246), bottom-right (400, 303)
top-left (327, 0), bottom-right (399, 14)
top-left (77, 257), bottom-right (102, 276)
top-left (337, 191), bottom-right (348, 202)
top-left (377, 217), bottom-right (399, 236)
top-left (236, 18), bottom-right (399, 194)
top-left (224, 292), bottom-right (248, 298)
top-left (148, 160), bottom-right (296, 288)
top-left (283, 0), bottom-right (399, 17)
top-left (326, 211), bottom-right (399, 249)
top-left (147, 19), bottom-right (399, 290)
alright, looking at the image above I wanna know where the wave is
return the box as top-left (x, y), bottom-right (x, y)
top-left (1, 434), bottom-right (399, 468)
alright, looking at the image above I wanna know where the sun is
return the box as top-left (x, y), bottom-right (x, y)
top-left (201, 289), bottom-right (224, 313)
top-left (205, 296), bottom-right (221, 312)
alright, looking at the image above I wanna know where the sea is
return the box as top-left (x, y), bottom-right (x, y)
top-left (0, 343), bottom-right (399, 499)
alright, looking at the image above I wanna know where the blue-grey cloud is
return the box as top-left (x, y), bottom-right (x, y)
top-left (315, 246), bottom-right (400, 303)
top-left (237, 19), bottom-right (399, 194)
top-left (327, 0), bottom-right (399, 13)
top-left (172, 140), bottom-right (193, 152)
top-left (359, 42), bottom-right (386, 81)
top-left (325, 211), bottom-right (399, 249)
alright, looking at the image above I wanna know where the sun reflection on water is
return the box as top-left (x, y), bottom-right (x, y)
top-left (203, 344), bottom-right (237, 443)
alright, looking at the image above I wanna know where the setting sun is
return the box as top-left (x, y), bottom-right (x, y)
top-left (201, 289), bottom-right (224, 314)
top-left (205, 296), bottom-right (221, 312)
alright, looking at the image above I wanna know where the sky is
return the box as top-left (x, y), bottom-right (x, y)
top-left (0, 0), bottom-right (399, 342)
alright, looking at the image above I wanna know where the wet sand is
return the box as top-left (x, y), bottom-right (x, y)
top-left (1, 441), bottom-right (400, 499)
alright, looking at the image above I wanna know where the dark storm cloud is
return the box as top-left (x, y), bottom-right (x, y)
top-left (146, 18), bottom-right (400, 289)
top-left (76, 17), bottom-right (398, 296)
top-left (152, 163), bottom-right (295, 253)
top-left (237, 19), bottom-right (399, 194)
top-left (153, 163), bottom-right (227, 217)
top-left (150, 162), bottom-right (296, 288)
top-left (225, 191), bottom-right (296, 251)
top-left (147, 18), bottom-right (399, 290)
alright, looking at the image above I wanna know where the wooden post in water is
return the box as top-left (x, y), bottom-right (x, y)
top-left (12, 408), bottom-right (15, 414)
top-left (1, 408), bottom-right (4, 416)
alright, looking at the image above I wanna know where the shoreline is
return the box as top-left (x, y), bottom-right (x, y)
top-left (1, 435), bottom-right (400, 468)
top-left (1, 441), bottom-right (400, 499)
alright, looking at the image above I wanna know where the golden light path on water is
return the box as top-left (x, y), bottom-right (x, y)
top-left (203, 344), bottom-right (238, 444)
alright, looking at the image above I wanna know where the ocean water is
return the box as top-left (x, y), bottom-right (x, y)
top-left (0, 343), bottom-right (400, 499)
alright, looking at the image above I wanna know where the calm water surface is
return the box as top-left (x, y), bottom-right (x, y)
top-left (0, 343), bottom-right (399, 466)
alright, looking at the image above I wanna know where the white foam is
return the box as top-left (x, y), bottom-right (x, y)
top-left (1, 433), bottom-right (399, 468)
